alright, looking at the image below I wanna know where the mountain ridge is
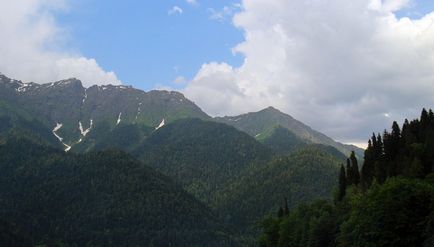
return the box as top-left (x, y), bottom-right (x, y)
top-left (0, 73), bottom-right (210, 150)
top-left (215, 106), bottom-right (364, 157)
top-left (0, 73), bottom-right (364, 156)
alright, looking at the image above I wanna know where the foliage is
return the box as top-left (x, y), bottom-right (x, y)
top-left (259, 126), bottom-right (307, 155)
top-left (338, 178), bottom-right (434, 247)
top-left (0, 138), bottom-right (237, 246)
top-left (133, 118), bottom-right (273, 207)
top-left (259, 108), bottom-right (434, 247)
top-left (217, 145), bottom-right (344, 234)
top-left (361, 109), bottom-right (434, 187)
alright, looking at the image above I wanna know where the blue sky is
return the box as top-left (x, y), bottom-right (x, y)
top-left (396, 1), bottom-right (434, 18)
top-left (51, 0), bottom-right (434, 91)
top-left (2, 0), bottom-right (434, 144)
top-left (55, 0), bottom-right (243, 90)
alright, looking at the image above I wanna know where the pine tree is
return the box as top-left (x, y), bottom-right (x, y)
top-left (284, 198), bottom-right (289, 216)
top-left (350, 151), bottom-right (360, 185)
top-left (338, 164), bottom-right (347, 201)
top-left (420, 108), bottom-right (429, 141)
top-left (375, 134), bottom-right (387, 183)
top-left (361, 139), bottom-right (374, 189)
top-left (346, 158), bottom-right (353, 185)
top-left (277, 207), bottom-right (284, 218)
top-left (390, 122), bottom-right (401, 176)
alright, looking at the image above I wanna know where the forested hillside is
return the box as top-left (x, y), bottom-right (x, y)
top-left (134, 118), bottom-right (273, 206)
top-left (259, 109), bottom-right (434, 247)
top-left (0, 138), bottom-right (238, 246)
top-left (0, 73), bottom-right (368, 246)
top-left (215, 145), bottom-right (345, 233)
top-left (216, 107), bottom-right (363, 157)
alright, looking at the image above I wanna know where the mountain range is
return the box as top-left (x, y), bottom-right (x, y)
top-left (0, 73), bottom-right (362, 246)
top-left (0, 73), bottom-right (362, 156)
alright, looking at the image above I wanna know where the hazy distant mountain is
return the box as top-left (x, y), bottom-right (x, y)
top-left (215, 106), bottom-right (364, 157)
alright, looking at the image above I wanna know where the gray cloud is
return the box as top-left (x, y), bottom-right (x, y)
top-left (0, 0), bottom-right (121, 87)
top-left (184, 0), bottom-right (434, 145)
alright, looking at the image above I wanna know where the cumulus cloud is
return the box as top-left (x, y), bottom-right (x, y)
top-left (168, 6), bottom-right (183, 15)
top-left (184, 0), bottom-right (434, 143)
top-left (0, 0), bottom-right (121, 87)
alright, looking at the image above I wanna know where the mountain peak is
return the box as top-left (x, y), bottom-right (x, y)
top-left (261, 106), bottom-right (283, 114)
top-left (52, 78), bottom-right (83, 88)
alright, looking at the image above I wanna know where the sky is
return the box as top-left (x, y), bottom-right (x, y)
top-left (1, 0), bottom-right (434, 147)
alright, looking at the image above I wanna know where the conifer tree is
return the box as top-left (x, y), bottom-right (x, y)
top-left (361, 140), bottom-right (374, 188)
top-left (284, 198), bottom-right (289, 216)
top-left (420, 108), bottom-right (429, 141)
top-left (350, 151), bottom-right (360, 185)
top-left (390, 122), bottom-right (401, 176)
top-left (346, 158), bottom-right (353, 185)
top-left (338, 164), bottom-right (347, 201)
top-left (375, 134), bottom-right (387, 183)
top-left (277, 207), bottom-right (284, 218)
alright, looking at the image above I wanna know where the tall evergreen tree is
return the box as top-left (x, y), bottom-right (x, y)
top-left (390, 122), bottom-right (401, 175)
top-left (277, 207), bottom-right (284, 218)
top-left (284, 198), bottom-right (290, 216)
top-left (346, 158), bottom-right (353, 185)
top-left (338, 164), bottom-right (347, 201)
top-left (350, 151), bottom-right (360, 185)
top-left (361, 140), bottom-right (374, 189)
top-left (420, 108), bottom-right (429, 141)
top-left (375, 134), bottom-right (387, 183)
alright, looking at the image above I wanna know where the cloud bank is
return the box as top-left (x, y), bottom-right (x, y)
top-left (184, 0), bottom-right (434, 143)
top-left (0, 0), bottom-right (121, 87)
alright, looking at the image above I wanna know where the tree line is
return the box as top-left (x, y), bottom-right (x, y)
top-left (259, 108), bottom-right (434, 247)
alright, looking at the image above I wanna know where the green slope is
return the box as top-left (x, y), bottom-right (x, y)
top-left (215, 145), bottom-right (345, 233)
top-left (134, 118), bottom-right (273, 207)
top-left (0, 138), bottom-right (238, 246)
top-left (215, 106), bottom-right (364, 157)
top-left (258, 125), bottom-right (307, 155)
top-left (0, 100), bottom-right (61, 148)
top-left (71, 122), bottom-right (154, 153)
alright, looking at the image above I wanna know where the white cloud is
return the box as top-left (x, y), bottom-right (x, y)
top-left (184, 0), bottom-right (434, 143)
top-left (209, 4), bottom-right (242, 21)
top-left (173, 76), bottom-right (187, 84)
top-left (186, 0), bottom-right (198, 6)
top-left (0, 0), bottom-right (121, 87)
top-left (168, 6), bottom-right (183, 15)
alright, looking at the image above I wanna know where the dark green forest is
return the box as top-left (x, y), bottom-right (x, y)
top-left (0, 138), bottom-right (238, 246)
top-left (2, 72), bottom-right (434, 246)
top-left (258, 109), bottom-right (434, 247)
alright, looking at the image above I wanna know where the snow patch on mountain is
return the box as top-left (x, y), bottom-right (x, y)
top-left (16, 83), bottom-right (31, 93)
top-left (82, 89), bottom-right (88, 103)
top-left (156, 119), bottom-right (165, 130)
top-left (79, 119), bottom-right (93, 137)
top-left (116, 113), bottom-right (122, 125)
top-left (136, 104), bottom-right (141, 120)
top-left (52, 123), bottom-right (64, 142)
top-left (52, 123), bottom-right (72, 152)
